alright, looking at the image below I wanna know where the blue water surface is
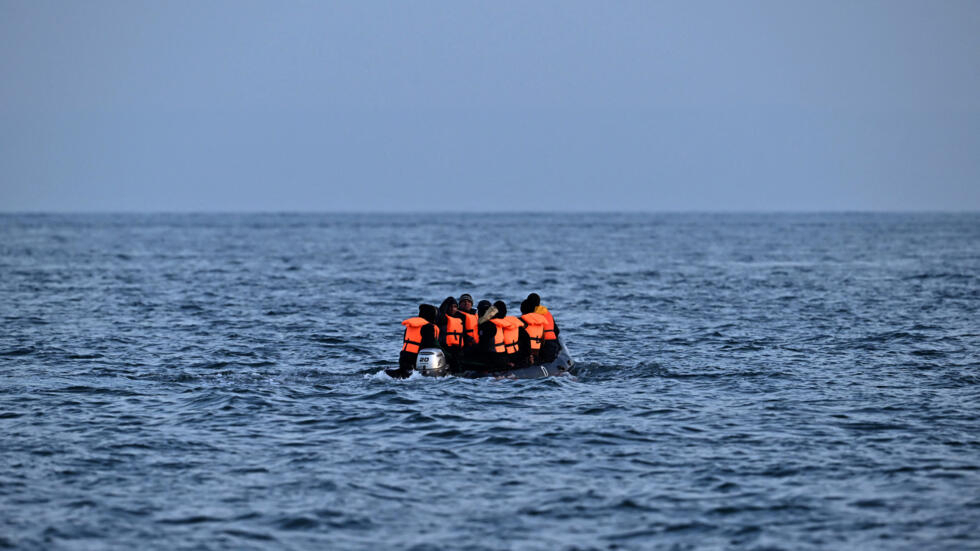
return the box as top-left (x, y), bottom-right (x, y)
top-left (1, 213), bottom-right (978, 550)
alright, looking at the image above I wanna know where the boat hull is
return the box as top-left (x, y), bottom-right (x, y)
top-left (440, 338), bottom-right (574, 379)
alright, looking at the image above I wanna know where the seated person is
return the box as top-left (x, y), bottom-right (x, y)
top-left (526, 293), bottom-right (560, 363)
top-left (436, 296), bottom-right (464, 372)
top-left (388, 303), bottom-right (437, 378)
top-left (464, 301), bottom-right (509, 373)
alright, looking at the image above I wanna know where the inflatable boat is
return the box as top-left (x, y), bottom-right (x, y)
top-left (416, 338), bottom-right (574, 379)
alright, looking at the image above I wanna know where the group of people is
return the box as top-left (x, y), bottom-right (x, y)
top-left (390, 292), bottom-right (561, 378)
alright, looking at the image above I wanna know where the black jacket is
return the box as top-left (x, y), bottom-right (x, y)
top-left (475, 321), bottom-right (508, 371)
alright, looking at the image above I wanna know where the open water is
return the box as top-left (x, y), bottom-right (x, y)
top-left (1, 213), bottom-right (978, 550)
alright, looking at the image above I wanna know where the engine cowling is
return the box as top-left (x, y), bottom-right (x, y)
top-left (415, 348), bottom-right (449, 376)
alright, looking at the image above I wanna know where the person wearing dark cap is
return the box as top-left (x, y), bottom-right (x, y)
top-left (388, 303), bottom-right (438, 378)
top-left (457, 294), bottom-right (476, 314)
top-left (526, 293), bottom-right (560, 363)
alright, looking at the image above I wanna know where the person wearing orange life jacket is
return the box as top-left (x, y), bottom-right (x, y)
top-left (436, 297), bottom-right (465, 349)
top-left (490, 301), bottom-right (528, 367)
top-left (456, 293), bottom-right (479, 350)
top-left (387, 304), bottom-right (438, 379)
top-left (473, 301), bottom-right (508, 372)
top-left (436, 297), bottom-right (465, 372)
top-left (457, 293), bottom-right (476, 315)
top-left (526, 293), bottom-right (560, 363)
top-left (519, 299), bottom-right (547, 365)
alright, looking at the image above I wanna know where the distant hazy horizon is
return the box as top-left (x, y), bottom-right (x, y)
top-left (2, 209), bottom-right (978, 216)
top-left (3, 1), bottom-right (978, 212)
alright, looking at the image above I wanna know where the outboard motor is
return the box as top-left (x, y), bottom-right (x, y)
top-left (415, 348), bottom-right (449, 376)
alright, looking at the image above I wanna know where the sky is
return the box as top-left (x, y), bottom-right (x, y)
top-left (1, 1), bottom-right (978, 212)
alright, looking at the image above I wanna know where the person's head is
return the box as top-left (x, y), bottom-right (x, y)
top-left (520, 299), bottom-right (534, 315)
top-left (458, 293), bottom-right (473, 312)
top-left (477, 301), bottom-right (491, 317)
top-left (418, 304), bottom-right (437, 323)
top-left (439, 296), bottom-right (458, 316)
top-left (526, 293), bottom-right (541, 308)
top-left (493, 300), bottom-right (507, 318)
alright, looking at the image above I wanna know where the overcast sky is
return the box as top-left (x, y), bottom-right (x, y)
top-left (1, 1), bottom-right (978, 212)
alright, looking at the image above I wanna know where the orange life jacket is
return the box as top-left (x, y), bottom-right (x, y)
top-left (458, 311), bottom-right (479, 344)
top-left (535, 306), bottom-right (557, 341)
top-left (401, 317), bottom-right (439, 353)
top-left (493, 316), bottom-right (521, 354)
top-left (520, 312), bottom-right (547, 351)
top-left (490, 317), bottom-right (521, 355)
top-left (489, 319), bottom-right (507, 354)
top-left (443, 316), bottom-right (464, 348)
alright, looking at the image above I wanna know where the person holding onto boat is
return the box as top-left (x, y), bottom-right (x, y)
top-left (388, 303), bottom-right (438, 379)
top-left (526, 293), bottom-right (560, 363)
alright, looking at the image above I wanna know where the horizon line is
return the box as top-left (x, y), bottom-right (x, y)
top-left (1, 209), bottom-right (979, 215)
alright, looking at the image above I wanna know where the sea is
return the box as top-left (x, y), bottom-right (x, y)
top-left (1, 213), bottom-right (978, 550)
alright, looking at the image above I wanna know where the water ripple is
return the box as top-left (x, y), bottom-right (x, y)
top-left (1, 213), bottom-right (978, 550)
